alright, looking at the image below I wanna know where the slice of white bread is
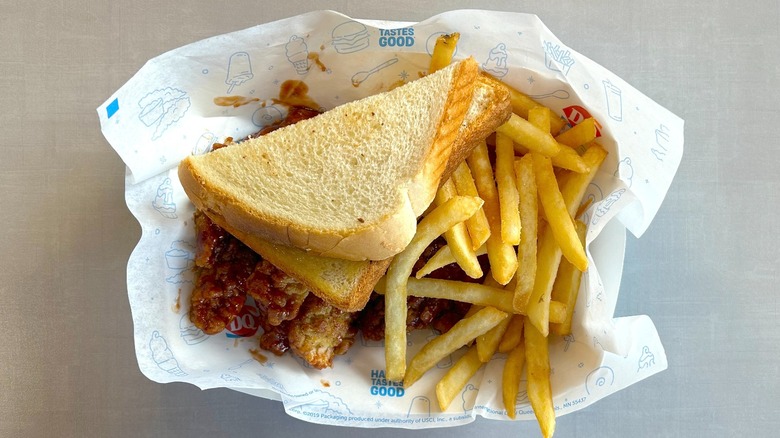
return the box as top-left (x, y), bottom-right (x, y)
top-left (179, 58), bottom-right (480, 262)
top-left (181, 61), bottom-right (511, 311)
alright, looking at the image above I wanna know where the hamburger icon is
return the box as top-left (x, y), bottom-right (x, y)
top-left (331, 21), bottom-right (370, 54)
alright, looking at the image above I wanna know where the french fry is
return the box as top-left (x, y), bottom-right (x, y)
top-left (513, 155), bottom-right (537, 313)
top-left (462, 303), bottom-right (483, 348)
top-left (451, 163), bottom-right (491, 250)
top-left (405, 306), bottom-right (508, 387)
top-left (384, 195), bottom-right (484, 381)
top-left (515, 109), bottom-right (587, 173)
top-left (527, 106), bottom-right (551, 134)
top-left (512, 142), bottom-right (589, 173)
top-left (553, 145), bottom-right (590, 173)
top-left (554, 117), bottom-right (597, 148)
top-left (506, 85), bottom-right (537, 118)
top-left (375, 277), bottom-right (567, 325)
top-left (503, 82), bottom-right (566, 134)
top-left (558, 143), bottom-right (609, 217)
top-left (373, 50), bottom-right (608, 432)
top-left (525, 223), bottom-right (563, 337)
top-left (550, 220), bottom-right (587, 336)
top-left (415, 244), bottom-right (487, 279)
top-left (468, 269), bottom-right (498, 353)
top-left (476, 314), bottom-right (512, 362)
top-left (434, 179), bottom-right (483, 278)
top-left (497, 114), bottom-right (561, 157)
top-left (549, 300), bottom-right (567, 326)
top-left (467, 141), bottom-right (518, 284)
top-left (436, 345), bottom-right (483, 411)
top-left (495, 132), bottom-right (521, 245)
top-left (532, 153), bottom-right (588, 272)
top-left (375, 276), bottom-right (514, 313)
top-left (524, 319), bottom-right (555, 438)
top-left (498, 314), bottom-right (525, 353)
top-left (428, 33), bottom-right (460, 74)
top-left (502, 336), bottom-right (526, 419)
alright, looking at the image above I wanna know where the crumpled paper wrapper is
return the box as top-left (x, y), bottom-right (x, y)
top-left (98, 10), bottom-right (683, 428)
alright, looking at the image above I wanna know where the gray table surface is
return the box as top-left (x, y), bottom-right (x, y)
top-left (2, 1), bottom-right (778, 437)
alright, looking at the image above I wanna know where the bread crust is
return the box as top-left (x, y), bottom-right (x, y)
top-left (443, 74), bottom-right (511, 181)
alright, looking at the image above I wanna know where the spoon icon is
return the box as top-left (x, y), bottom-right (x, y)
top-left (351, 57), bottom-right (399, 87)
top-left (528, 89), bottom-right (570, 100)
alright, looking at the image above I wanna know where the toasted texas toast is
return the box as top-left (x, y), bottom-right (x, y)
top-left (179, 58), bottom-right (480, 262)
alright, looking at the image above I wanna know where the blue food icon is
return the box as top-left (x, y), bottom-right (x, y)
top-left (179, 313), bottom-right (208, 345)
top-left (406, 395), bottom-right (431, 417)
top-left (331, 21), bottom-right (370, 54)
top-left (137, 87), bottom-right (191, 140)
top-left (585, 366), bottom-right (614, 396)
top-left (149, 331), bottom-right (187, 377)
top-left (461, 383), bottom-right (479, 412)
top-left (603, 79), bottom-right (623, 121)
top-left (226, 52), bottom-right (254, 93)
top-left (638, 346), bottom-right (656, 371)
top-left (482, 43), bottom-right (509, 78)
top-left (252, 106), bottom-right (284, 129)
top-left (152, 177), bottom-right (177, 219)
top-left (285, 36), bottom-right (310, 75)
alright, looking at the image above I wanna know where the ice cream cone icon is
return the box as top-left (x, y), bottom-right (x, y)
top-left (292, 60), bottom-right (308, 75)
top-left (149, 331), bottom-right (187, 376)
top-left (286, 36), bottom-right (310, 75)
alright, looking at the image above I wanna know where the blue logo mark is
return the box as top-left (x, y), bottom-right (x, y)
top-left (106, 98), bottom-right (119, 118)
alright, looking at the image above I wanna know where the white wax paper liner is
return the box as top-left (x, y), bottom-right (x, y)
top-left (103, 10), bottom-right (683, 428)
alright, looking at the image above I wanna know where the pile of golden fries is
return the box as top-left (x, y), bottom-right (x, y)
top-left (381, 34), bottom-right (608, 438)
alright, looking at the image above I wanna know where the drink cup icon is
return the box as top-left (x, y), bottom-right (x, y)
top-left (603, 79), bottom-right (623, 121)
top-left (192, 132), bottom-right (217, 155)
